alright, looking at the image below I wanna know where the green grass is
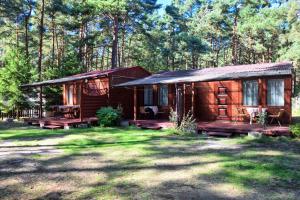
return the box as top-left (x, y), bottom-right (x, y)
top-left (1, 123), bottom-right (300, 199)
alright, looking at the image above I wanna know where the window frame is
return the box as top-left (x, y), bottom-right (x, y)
top-left (267, 79), bottom-right (285, 106)
top-left (158, 85), bottom-right (168, 106)
top-left (242, 79), bottom-right (259, 106)
top-left (67, 85), bottom-right (74, 105)
top-left (144, 85), bottom-right (153, 106)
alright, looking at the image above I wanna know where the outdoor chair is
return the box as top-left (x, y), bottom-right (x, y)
top-left (234, 107), bottom-right (249, 123)
top-left (269, 109), bottom-right (285, 126)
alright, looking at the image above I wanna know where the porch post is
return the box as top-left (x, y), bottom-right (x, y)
top-left (191, 82), bottom-right (195, 117)
top-left (80, 82), bottom-right (83, 122)
top-left (134, 86), bottom-right (137, 121)
top-left (175, 83), bottom-right (183, 125)
top-left (39, 85), bottom-right (43, 119)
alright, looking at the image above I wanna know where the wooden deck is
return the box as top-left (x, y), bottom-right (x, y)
top-left (129, 120), bottom-right (291, 136)
top-left (129, 120), bottom-right (173, 130)
top-left (25, 117), bottom-right (98, 129)
top-left (197, 120), bottom-right (291, 136)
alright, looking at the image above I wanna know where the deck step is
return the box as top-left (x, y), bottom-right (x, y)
top-left (43, 125), bottom-right (63, 129)
top-left (206, 131), bottom-right (233, 137)
top-left (140, 124), bottom-right (162, 130)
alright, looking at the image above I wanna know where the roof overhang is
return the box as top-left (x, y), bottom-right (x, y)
top-left (21, 73), bottom-right (107, 88)
top-left (116, 63), bottom-right (293, 87)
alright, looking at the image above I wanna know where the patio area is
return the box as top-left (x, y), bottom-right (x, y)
top-left (129, 119), bottom-right (291, 136)
top-left (25, 117), bottom-right (98, 129)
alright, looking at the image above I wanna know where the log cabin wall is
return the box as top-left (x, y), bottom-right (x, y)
top-left (81, 78), bottom-right (109, 118)
top-left (109, 67), bottom-right (152, 119)
top-left (62, 67), bottom-right (151, 119)
top-left (134, 84), bottom-right (176, 119)
top-left (194, 75), bottom-right (292, 123)
top-left (63, 78), bottom-right (109, 118)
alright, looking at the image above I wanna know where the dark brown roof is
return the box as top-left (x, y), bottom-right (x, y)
top-left (117, 62), bottom-right (293, 87)
top-left (22, 66), bottom-right (146, 87)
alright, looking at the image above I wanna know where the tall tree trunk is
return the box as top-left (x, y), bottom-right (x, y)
top-left (56, 28), bottom-right (60, 66)
top-left (111, 15), bottom-right (119, 69)
top-left (24, 0), bottom-right (32, 58)
top-left (38, 0), bottom-right (45, 118)
top-left (101, 46), bottom-right (105, 69)
top-left (79, 22), bottom-right (84, 68)
top-left (231, 12), bottom-right (238, 64)
top-left (106, 47), bottom-right (110, 70)
top-left (38, 0), bottom-right (45, 81)
top-left (51, 16), bottom-right (56, 66)
top-left (121, 21), bottom-right (126, 67)
top-left (24, 16), bottom-right (30, 58)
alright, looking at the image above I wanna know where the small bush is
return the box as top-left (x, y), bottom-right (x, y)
top-left (169, 108), bottom-right (197, 135)
top-left (257, 111), bottom-right (268, 127)
top-left (290, 124), bottom-right (300, 137)
top-left (96, 106), bottom-right (122, 127)
top-left (169, 108), bottom-right (179, 127)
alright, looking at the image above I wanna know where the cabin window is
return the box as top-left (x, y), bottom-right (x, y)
top-left (144, 85), bottom-right (153, 106)
top-left (243, 80), bottom-right (258, 106)
top-left (159, 85), bottom-right (168, 106)
top-left (267, 79), bottom-right (284, 106)
top-left (67, 85), bottom-right (73, 105)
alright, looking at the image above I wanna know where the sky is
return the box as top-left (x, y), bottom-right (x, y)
top-left (157, 0), bottom-right (172, 14)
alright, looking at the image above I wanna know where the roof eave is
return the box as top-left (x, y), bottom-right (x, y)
top-left (21, 74), bottom-right (107, 88)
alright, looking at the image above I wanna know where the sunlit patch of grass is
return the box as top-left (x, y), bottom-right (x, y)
top-left (1, 123), bottom-right (300, 199)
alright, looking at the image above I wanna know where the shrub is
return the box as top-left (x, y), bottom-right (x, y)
top-left (290, 124), bottom-right (300, 137)
top-left (169, 108), bottom-right (197, 135)
top-left (257, 111), bottom-right (268, 127)
top-left (96, 106), bottom-right (122, 127)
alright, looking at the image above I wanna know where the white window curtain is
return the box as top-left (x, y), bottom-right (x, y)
top-left (159, 85), bottom-right (168, 106)
top-left (144, 86), bottom-right (153, 106)
top-left (67, 85), bottom-right (73, 105)
top-left (267, 79), bottom-right (284, 106)
top-left (243, 80), bottom-right (258, 106)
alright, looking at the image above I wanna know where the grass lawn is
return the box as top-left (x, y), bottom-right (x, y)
top-left (0, 122), bottom-right (300, 200)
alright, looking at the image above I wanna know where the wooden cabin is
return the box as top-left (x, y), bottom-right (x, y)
top-left (61, 67), bottom-right (151, 119)
top-left (117, 62), bottom-right (295, 125)
top-left (23, 66), bottom-right (151, 125)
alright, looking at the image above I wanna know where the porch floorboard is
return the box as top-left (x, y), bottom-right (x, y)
top-left (129, 120), bottom-right (291, 136)
top-left (26, 117), bottom-right (98, 128)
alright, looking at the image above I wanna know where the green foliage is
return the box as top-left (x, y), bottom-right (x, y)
top-left (257, 111), bottom-right (268, 127)
top-left (290, 124), bottom-right (300, 137)
top-left (96, 106), bottom-right (122, 127)
top-left (0, 48), bottom-right (36, 112)
top-left (168, 108), bottom-right (178, 126)
top-left (169, 108), bottom-right (196, 135)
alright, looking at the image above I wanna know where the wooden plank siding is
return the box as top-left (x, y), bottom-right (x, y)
top-left (62, 67), bottom-right (151, 120)
top-left (194, 75), bottom-right (292, 123)
top-left (134, 75), bottom-right (292, 124)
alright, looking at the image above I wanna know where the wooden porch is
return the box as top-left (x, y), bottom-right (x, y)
top-left (25, 117), bottom-right (98, 129)
top-left (129, 119), bottom-right (291, 136)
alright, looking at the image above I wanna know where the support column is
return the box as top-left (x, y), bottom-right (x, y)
top-left (39, 86), bottom-right (43, 119)
top-left (80, 82), bottom-right (83, 122)
top-left (134, 86), bottom-right (137, 121)
top-left (175, 84), bottom-right (183, 125)
top-left (191, 82), bottom-right (195, 117)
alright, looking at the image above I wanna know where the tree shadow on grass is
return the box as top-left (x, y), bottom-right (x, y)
top-left (1, 129), bottom-right (300, 200)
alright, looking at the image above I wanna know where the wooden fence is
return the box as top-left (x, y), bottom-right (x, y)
top-left (0, 108), bottom-right (40, 120)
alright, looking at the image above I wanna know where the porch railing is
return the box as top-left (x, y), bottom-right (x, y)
top-left (0, 108), bottom-right (40, 120)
